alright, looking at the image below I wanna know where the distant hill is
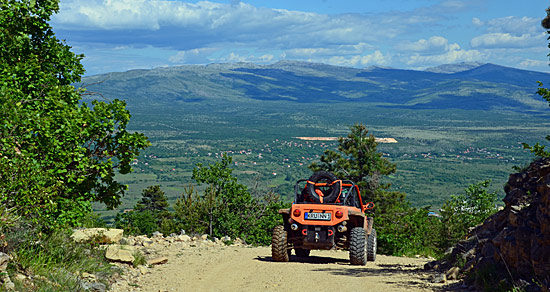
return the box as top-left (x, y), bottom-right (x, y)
top-left (81, 61), bottom-right (550, 112)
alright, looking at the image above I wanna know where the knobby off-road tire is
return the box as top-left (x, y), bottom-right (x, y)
top-left (367, 228), bottom-right (377, 262)
top-left (307, 171), bottom-right (341, 203)
top-left (295, 248), bottom-right (310, 257)
top-left (349, 227), bottom-right (367, 265)
top-left (272, 225), bottom-right (289, 262)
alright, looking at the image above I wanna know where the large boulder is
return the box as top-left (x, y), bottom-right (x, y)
top-left (71, 228), bottom-right (124, 244)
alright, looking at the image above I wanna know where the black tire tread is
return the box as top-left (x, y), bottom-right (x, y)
top-left (349, 227), bottom-right (367, 265)
top-left (367, 228), bottom-right (377, 262)
top-left (272, 225), bottom-right (289, 262)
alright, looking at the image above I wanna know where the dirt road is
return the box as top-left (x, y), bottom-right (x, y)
top-left (112, 243), bottom-right (457, 292)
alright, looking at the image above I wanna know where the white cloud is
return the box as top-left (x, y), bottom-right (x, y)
top-left (50, 0), bottom-right (550, 75)
top-left (358, 50), bottom-right (392, 66)
top-left (519, 59), bottom-right (548, 69)
top-left (463, 14), bottom-right (548, 71)
top-left (169, 47), bottom-right (219, 64)
top-left (321, 50), bottom-right (392, 67)
top-left (284, 43), bottom-right (373, 58)
top-left (52, 0), bottom-right (440, 51)
top-left (470, 33), bottom-right (541, 49)
top-left (485, 16), bottom-right (540, 35)
top-left (472, 17), bottom-right (483, 27)
top-left (219, 52), bottom-right (275, 64)
top-left (406, 48), bottom-right (482, 67)
top-left (401, 36), bottom-right (459, 53)
top-left (469, 16), bottom-right (545, 50)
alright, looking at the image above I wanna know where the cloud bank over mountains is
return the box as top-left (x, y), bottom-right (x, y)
top-left (51, 0), bottom-right (549, 75)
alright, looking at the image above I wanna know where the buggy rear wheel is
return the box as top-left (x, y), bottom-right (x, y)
top-left (349, 227), bottom-right (367, 265)
top-left (367, 228), bottom-right (377, 262)
top-left (272, 225), bottom-right (289, 262)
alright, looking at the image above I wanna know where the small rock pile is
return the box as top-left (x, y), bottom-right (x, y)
top-left (105, 231), bottom-right (244, 264)
top-left (428, 158), bottom-right (550, 290)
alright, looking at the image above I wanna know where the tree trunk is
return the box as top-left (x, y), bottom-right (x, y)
top-left (209, 208), bottom-right (213, 236)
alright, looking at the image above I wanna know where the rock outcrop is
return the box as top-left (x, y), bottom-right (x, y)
top-left (432, 158), bottom-right (550, 291)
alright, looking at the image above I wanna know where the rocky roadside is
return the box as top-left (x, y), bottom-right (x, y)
top-left (0, 227), bottom-right (247, 291)
top-left (426, 158), bottom-right (550, 291)
top-left (2, 226), bottom-right (464, 291)
top-left (72, 228), bottom-right (248, 292)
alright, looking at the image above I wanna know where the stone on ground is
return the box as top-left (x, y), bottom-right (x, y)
top-left (105, 245), bottom-right (136, 263)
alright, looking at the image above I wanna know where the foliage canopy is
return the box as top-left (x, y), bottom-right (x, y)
top-left (174, 154), bottom-right (287, 244)
top-left (438, 180), bottom-right (498, 249)
top-left (309, 123), bottom-right (396, 199)
top-left (0, 0), bottom-right (149, 226)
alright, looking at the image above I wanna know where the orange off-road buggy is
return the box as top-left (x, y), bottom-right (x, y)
top-left (272, 171), bottom-right (376, 265)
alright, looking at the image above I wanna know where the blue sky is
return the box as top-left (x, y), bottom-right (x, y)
top-left (51, 0), bottom-right (550, 75)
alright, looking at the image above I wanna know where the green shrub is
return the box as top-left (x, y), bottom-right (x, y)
top-left (438, 180), bottom-right (498, 251)
top-left (174, 155), bottom-right (289, 245)
top-left (159, 218), bottom-right (182, 236)
top-left (80, 211), bottom-right (107, 228)
top-left (114, 210), bottom-right (159, 237)
top-left (2, 220), bottom-right (116, 291)
top-left (375, 200), bottom-right (441, 256)
top-left (114, 185), bottom-right (181, 236)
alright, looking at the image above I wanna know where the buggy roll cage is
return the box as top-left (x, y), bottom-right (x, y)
top-left (293, 179), bottom-right (366, 208)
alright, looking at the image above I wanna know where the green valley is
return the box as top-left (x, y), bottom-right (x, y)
top-left (80, 61), bottom-right (550, 221)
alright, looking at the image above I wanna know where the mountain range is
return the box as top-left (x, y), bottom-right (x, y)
top-left (81, 61), bottom-right (550, 112)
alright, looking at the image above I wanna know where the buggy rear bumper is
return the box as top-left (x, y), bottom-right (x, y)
top-left (288, 225), bottom-right (336, 249)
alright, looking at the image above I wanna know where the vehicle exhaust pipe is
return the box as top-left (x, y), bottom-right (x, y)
top-left (291, 223), bottom-right (299, 231)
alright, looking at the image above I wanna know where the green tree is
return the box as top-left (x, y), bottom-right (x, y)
top-left (136, 185), bottom-right (175, 235)
top-left (309, 123), bottom-right (396, 199)
top-left (114, 210), bottom-right (158, 237)
top-left (0, 0), bottom-right (149, 226)
top-left (521, 81), bottom-right (550, 158)
top-left (115, 185), bottom-right (179, 236)
top-left (309, 124), bottom-right (439, 256)
top-left (174, 185), bottom-right (212, 235)
top-left (174, 154), bottom-right (287, 244)
top-left (376, 203), bottom-right (441, 256)
top-left (438, 180), bottom-right (498, 250)
top-left (309, 124), bottom-right (406, 217)
top-left (135, 185), bottom-right (169, 213)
